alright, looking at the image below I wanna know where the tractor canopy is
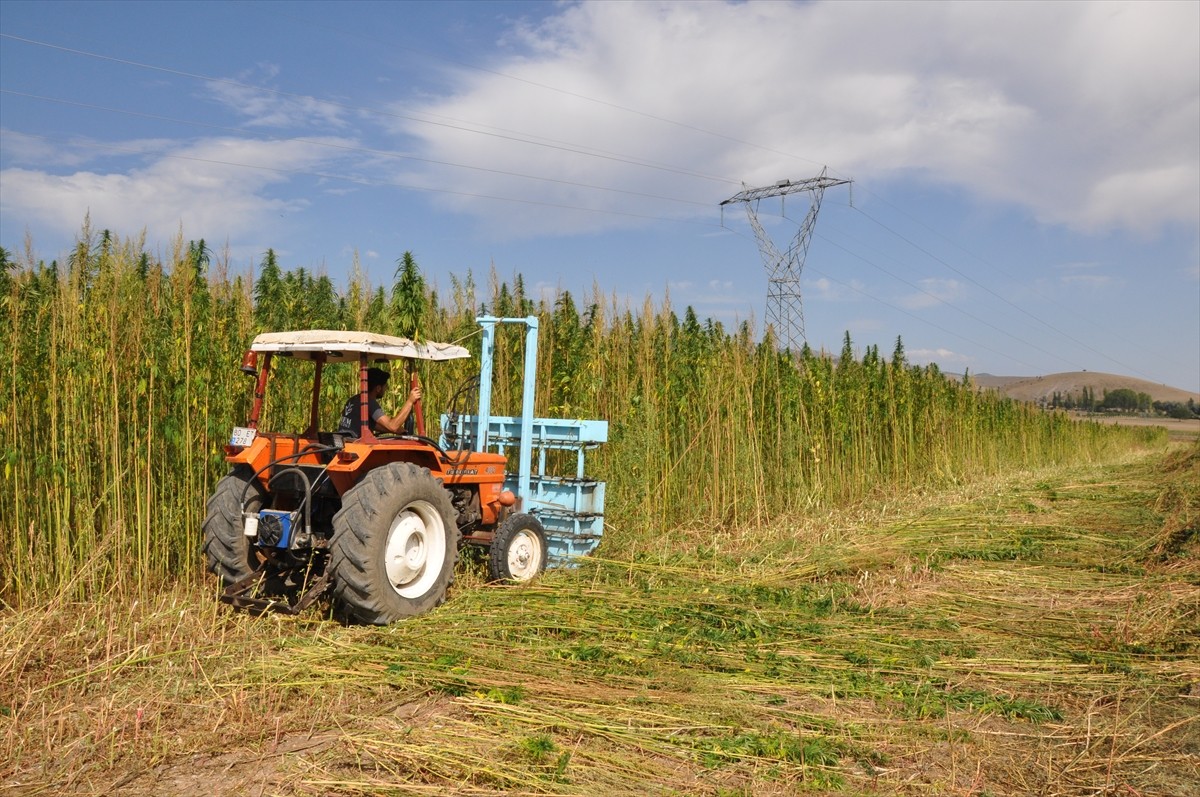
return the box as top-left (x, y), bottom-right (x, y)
top-left (249, 330), bottom-right (470, 362)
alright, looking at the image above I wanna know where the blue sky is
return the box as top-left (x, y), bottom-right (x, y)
top-left (2, 0), bottom-right (1197, 392)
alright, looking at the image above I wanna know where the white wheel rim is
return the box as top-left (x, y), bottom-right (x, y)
top-left (384, 501), bottom-right (446, 598)
top-left (506, 529), bottom-right (544, 581)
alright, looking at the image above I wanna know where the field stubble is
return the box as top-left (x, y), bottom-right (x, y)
top-left (2, 445), bottom-right (1197, 797)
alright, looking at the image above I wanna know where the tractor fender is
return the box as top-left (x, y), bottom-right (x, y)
top-left (326, 443), bottom-right (443, 495)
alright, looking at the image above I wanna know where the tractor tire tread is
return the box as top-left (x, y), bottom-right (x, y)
top-left (328, 463), bottom-right (459, 625)
top-left (201, 467), bottom-right (263, 587)
top-left (488, 512), bottom-right (548, 582)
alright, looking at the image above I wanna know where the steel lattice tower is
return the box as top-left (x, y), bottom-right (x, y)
top-left (721, 168), bottom-right (850, 351)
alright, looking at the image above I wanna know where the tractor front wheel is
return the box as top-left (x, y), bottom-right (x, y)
top-left (488, 513), bottom-right (547, 582)
top-left (202, 466), bottom-right (264, 587)
top-left (328, 463), bottom-right (459, 624)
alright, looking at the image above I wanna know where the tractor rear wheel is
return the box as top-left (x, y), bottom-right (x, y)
top-left (488, 513), bottom-right (547, 582)
top-left (202, 466), bottom-right (264, 587)
top-left (328, 463), bottom-right (459, 624)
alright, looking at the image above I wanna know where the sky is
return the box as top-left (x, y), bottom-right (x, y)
top-left (1, 0), bottom-right (1198, 393)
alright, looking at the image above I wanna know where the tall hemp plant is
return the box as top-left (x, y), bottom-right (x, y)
top-left (0, 225), bottom-right (1164, 605)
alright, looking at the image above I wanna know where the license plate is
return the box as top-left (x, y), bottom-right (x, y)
top-left (230, 426), bottom-right (257, 447)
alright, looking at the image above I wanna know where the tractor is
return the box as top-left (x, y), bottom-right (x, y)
top-left (202, 316), bottom-right (607, 624)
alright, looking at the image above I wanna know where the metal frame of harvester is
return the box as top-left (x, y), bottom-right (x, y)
top-left (444, 316), bottom-right (607, 563)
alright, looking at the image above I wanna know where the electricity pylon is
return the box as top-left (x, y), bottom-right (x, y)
top-left (721, 168), bottom-right (850, 351)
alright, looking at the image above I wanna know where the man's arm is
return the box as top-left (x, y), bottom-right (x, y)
top-left (375, 386), bottom-right (422, 434)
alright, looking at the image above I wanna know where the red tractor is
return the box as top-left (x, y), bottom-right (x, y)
top-left (202, 317), bottom-right (606, 624)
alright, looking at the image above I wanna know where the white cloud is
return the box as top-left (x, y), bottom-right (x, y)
top-left (0, 136), bottom-right (355, 253)
top-left (664, 278), bottom-right (753, 319)
top-left (844, 316), bottom-right (886, 334)
top-left (204, 64), bottom-right (351, 130)
top-left (897, 278), bottom-right (965, 310)
top-left (1, 130), bottom-right (193, 170)
top-left (1, 130), bottom-right (97, 168)
top-left (908, 347), bottom-right (973, 369)
top-left (1081, 162), bottom-right (1200, 235)
top-left (530, 280), bottom-right (561, 303)
top-left (809, 276), bottom-right (867, 302)
top-left (1060, 274), bottom-right (1114, 290)
top-left (386, 0), bottom-right (1198, 238)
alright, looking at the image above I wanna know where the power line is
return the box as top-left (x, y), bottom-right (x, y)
top-left (0, 89), bottom-right (714, 210)
top-left (269, 8), bottom-right (835, 176)
top-left (847, 205), bottom-right (1161, 382)
top-left (299, 9), bottom-right (1172, 378)
top-left (814, 229), bottom-right (1087, 374)
top-left (5, 131), bottom-right (726, 228)
top-left (0, 33), bottom-right (742, 187)
top-left (793, 172), bottom-right (1159, 379)
top-left (800, 261), bottom-right (1048, 374)
top-left (0, 31), bottom-right (1182, 381)
top-left (833, 181), bottom-right (1143, 341)
top-left (1, 125), bottom-right (1158, 381)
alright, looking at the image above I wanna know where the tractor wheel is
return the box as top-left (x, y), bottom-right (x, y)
top-left (328, 463), bottom-right (459, 624)
top-left (488, 513), bottom-right (547, 583)
top-left (202, 466), bottom-right (265, 587)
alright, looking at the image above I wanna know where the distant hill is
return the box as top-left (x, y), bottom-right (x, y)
top-left (961, 371), bottom-right (1199, 405)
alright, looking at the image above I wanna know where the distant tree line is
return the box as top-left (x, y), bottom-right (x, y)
top-left (1155, 400), bottom-right (1200, 420)
top-left (1048, 387), bottom-right (1197, 418)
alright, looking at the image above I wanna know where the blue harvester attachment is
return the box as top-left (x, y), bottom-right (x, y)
top-left (441, 316), bottom-right (608, 566)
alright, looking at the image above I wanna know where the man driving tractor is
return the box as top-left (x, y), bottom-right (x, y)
top-left (335, 366), bottom-right (422, 438)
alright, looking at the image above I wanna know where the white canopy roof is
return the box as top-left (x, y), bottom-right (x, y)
top-left (250, 330), bottom-right (470, 362)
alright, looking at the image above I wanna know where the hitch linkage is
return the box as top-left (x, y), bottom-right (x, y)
top-left (219, 566), bottom-right (332, 616)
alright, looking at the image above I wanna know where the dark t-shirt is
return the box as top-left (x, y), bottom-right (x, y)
top-left (337, 395), bottom-right (384, 437)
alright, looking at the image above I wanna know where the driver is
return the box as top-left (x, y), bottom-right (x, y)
top-left (336, 367), bottom-right (421, 438)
